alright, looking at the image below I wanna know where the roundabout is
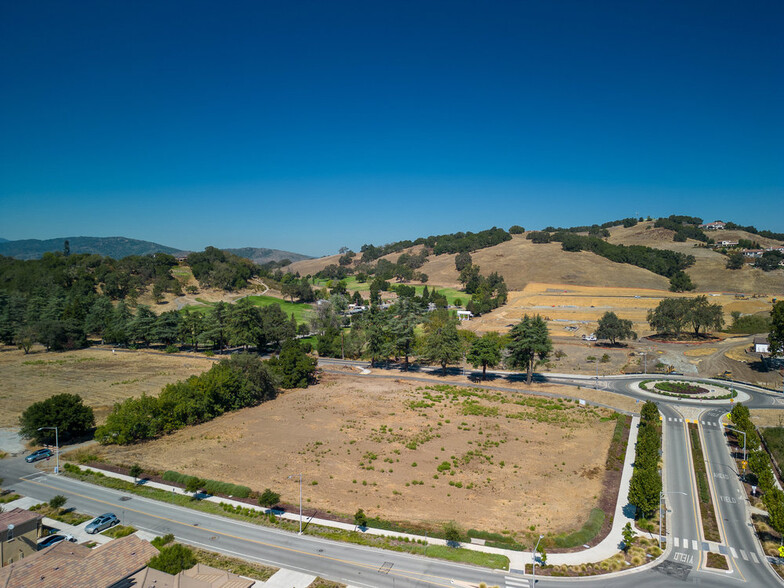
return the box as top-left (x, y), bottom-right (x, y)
top-left (631, 378), bottom-right (750, 403)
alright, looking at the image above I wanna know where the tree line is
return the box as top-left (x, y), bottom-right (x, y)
top-left (95, 350), bottom-right (315, 445)
top-left (628, 401), bottom-right (662, 518)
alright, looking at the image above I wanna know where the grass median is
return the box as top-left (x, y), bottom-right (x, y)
top-left (687, 423), bottom-right (720, 542)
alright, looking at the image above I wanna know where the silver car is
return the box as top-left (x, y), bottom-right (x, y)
top-left (85, 513), bottom-right (119, 534)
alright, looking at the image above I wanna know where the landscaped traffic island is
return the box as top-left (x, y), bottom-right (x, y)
top-left (637, 379), bottom-right (737, 400)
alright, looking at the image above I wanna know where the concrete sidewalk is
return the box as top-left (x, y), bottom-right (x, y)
top-left (72, 422), bottom-right (642, 570)
top-left (507, 415), bottom-right (640, 571)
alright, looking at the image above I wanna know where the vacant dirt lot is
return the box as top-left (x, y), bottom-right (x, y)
top-left (0, 346), bottom-right (216, 427)
top-left (93, 373), bottom-right (617, 535)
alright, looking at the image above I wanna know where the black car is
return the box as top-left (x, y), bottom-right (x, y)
top-left (37, 534), bottom-right (74, 550)
top-left (25, 448), bottom-right (53, 463)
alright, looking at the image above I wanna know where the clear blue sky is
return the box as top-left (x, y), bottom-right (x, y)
top-left (1, 1), bottom-right (782, 256)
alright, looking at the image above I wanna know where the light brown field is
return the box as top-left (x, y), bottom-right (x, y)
top-left (92, 372), bottom-right (617, 534)
top-left (461, 283), bottom-right (772, 340)
top-left (750, 410), bottom-right (784, 429)
top-left (0, 346), bottom-right (216, 427)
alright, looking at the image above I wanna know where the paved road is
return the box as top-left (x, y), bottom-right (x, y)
top-left (4, 364), bottom-right (784, 586)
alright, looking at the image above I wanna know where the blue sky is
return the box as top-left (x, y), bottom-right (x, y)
top-left (1, 1), bottom-right (782, 256)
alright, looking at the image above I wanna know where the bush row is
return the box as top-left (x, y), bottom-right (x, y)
top-left (162, 470), bottom-right (251, 498)
top-left (627, 401), bottom-right (662, 518)
top-left (553, 508), bottom-right (605, 548)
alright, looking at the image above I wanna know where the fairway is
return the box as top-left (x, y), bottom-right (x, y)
top-left (245, 294), bottom-right (313, 323)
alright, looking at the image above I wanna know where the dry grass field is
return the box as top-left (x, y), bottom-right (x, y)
top-left (93, 372), bottom-right (618, 535)
top-left (461, 282), bottom-right (774, 339)
top-left (0, 346), bottom-right (216, 427)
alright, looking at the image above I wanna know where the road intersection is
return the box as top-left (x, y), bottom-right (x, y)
top-left (2, 365), bottom-right (784, 586)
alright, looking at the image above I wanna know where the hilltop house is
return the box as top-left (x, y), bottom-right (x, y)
top-left (701, 220), bottom-right (726, 230)
top-left (754, 337), bottom-right (770, 354)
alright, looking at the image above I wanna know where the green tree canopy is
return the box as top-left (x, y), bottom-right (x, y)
top-left (19, 393), bottom-right (95, 444)
top-left (466, 332), bottom-right (502, 380)
top-left (148, 544), bottom-right (197, 575)
top-left (595, 312), bottom-right (636, 345)
top-left (420, 310), bottom-right (463, 375)
top-left (507, 315), bottom-right (552, 384)
top-left (669, 271), bottom-right (695, 292)
top-left (770, 301), bottom-right (784, 358)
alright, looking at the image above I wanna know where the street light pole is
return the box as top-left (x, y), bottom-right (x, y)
top-left (658, 491), bottom-right (687, 548)
top-left (532, 534), bottom-right (544, 583)
top-left (288, 473), bottom-right (302, 534)
top-left (724, 426), bottom-right (747, 467)
top-left (37, 426), bottom-right (59, 475)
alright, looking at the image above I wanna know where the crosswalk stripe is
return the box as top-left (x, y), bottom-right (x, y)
top-left (673, 537), bottom-right (680, 547)
top-left (692, 539), bottom-right (698, 550)
top-left (668, 417), bottom-right (672, 421)
top-left (505, 577), bottom-right (530, 587)
top-left (740, 550), bottom-right (748, 560)
top-left (751, 552), bottom-right (759, 563)
top-left (730, 547), bottom-right (738, 558)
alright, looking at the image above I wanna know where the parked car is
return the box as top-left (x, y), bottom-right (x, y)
top-left (85, 513), bottom-right (120, 534)
top-left (25, 448), bottom-right (53, 463)
top-left (38, 534), bottom-right (75, 550)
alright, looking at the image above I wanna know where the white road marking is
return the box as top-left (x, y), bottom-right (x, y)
top-left (692, 539), bottom-right (698, 551)
top-left (730, 547), bottom-right (738, 558)
top-left (751, 552), bottom-right (759, 563)
top-left (505, 577), bottom-right (530, 587)
top-left (740, 550), bottom-right (748, 560)
top-left (673, 537), bottom-right (680, 547)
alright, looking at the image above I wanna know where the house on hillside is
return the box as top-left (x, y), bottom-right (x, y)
top-left (456, 310), bottom-right (474, 321)
top-left (754, 337), bottom-right (770, 354)
top-left (718, 240), bottom-right (738, 247)
top-left (700, 220), bottom-right (726, 230)
top-left (700, 221), bottom-right (726, 231)
top-left (0, 534), bottom-right (157, 587)
top-left (742, 249), bottom-right (764, 258)
top-left (0, 508), bottom-right (43, 567)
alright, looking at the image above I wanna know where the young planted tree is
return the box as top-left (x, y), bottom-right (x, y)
top-left (129, 464), bottom-right (143, 483)
top-left (354, 508), bottom-right (368, 528)
top-left (622, 522), bottom-right (636, 552)
top-left (466, 332), bottom-right (502, 380)
top-left (507, 315), bottom-right (552, 384)
top-left (595, 312), bottom-right (637, 345)
top-left (259, 489), bottom-right (281, 508)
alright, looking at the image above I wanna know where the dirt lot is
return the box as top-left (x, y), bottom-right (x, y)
top-left (0, 346), bottom-right (216, 427)
top-left (93, 372), bottom-right (618, 535)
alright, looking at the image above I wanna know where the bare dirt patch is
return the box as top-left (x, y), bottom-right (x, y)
top-left (93, 372), bottom-right (617, 536)
top-left (0, 346), bottom-right (216, 427)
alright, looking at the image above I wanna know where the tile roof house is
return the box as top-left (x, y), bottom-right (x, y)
top-left (127, 562), bottom-right (254, 587)
top-left (0, 534), bottom-right (157, 587)
top-left (0, 508), bottom-right (43, 567)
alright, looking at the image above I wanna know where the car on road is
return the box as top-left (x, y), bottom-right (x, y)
top-left (37, 534), bottom-right (75, 550)
top-left (25, 448), bottom-right (53, 463)
top-left (85, 513), bottom-right (120, 534)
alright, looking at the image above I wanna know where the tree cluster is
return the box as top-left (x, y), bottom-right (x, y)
top-left (628, 401), bottom-right (662, 517)
top-left (654, 216), bottom-right (710, 243)
top-left (723, 222), bottom-right (784, 243)
top-left (186, 246), bottom-right (259, 291)
top-left (358, 226), bottom-right (511, 263)
top-left (646, 296), bottom-right (724, 338)
top-left (95, 353), bottom-right (281, 445)
top-left (19, 393), bottom-right (96, 445)
top-left (457, 265), bottom-right (508, 315)
top-left (770, 301), bottom-right (784, 358)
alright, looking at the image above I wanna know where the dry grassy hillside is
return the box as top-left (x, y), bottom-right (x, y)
top-left (285, 221), bottom-right (782, 296)
top-left (420, 235), bottom-right (670, 291)
top-left (287, 253), bottom-right (342, 276)
top-left (607, 222), bottom-right (783, 293)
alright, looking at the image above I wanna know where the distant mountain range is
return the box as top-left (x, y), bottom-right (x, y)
top-left (224, 247), bottom-right (311, 265)
top-left (0, 236), bottom-right (311, 264)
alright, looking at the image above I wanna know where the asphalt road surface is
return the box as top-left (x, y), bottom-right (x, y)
top-left (3, 363), bottom-right (784, 587)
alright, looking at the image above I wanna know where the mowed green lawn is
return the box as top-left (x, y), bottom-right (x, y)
top-left (245, 295), bottom-right (313, 323)
top-left (181, 296), bottom-right (313, 324)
